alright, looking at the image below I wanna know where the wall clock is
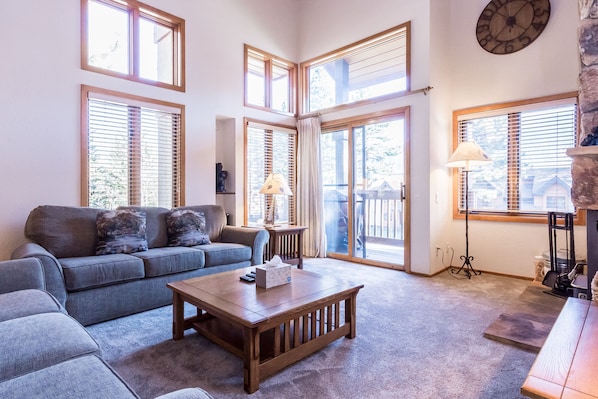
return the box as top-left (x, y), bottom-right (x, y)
top-left (476, 0), bottom-right (551, 55)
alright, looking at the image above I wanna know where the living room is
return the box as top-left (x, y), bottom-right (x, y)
top-left (0, 0), bottom-right (584, 278)
top-left (0, 1), bottom-right (592, 398)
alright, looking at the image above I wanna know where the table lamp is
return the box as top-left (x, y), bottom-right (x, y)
top-left (259, 173), bottom-right (292, 226)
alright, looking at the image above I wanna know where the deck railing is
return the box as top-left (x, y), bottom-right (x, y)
top-left (324, 188), bottom-right (404, 251)
top-left (356, 190), bottom-right (404, 243)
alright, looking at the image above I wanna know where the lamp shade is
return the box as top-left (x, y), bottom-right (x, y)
top-left (446, 141), bottom-right (491, 170)
top-left (259, 173), bottom-right (293, 196)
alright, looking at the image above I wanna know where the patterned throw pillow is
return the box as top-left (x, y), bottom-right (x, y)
top-left (166, 209), bottom-right (211, 247)
top-left (96, 209), bottom-right (148, 255)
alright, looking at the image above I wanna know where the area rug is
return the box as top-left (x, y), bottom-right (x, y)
top-left (88, 259), bottom-right (538, 399)
top-left (483, 284), bottom-right (565, 352)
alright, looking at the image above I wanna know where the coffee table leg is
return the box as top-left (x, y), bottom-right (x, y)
top-left (243, 327), bottom-right (260, 393)
top-left (172, 291), bottom-right (184, 340)
top-left (346, 293), bottom-right (357, 339)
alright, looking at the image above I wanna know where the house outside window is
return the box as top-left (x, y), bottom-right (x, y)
top-left (301, 22), bottom-right (410, 113)
top-left (453, 93), bottom-right (579, 223)
top-left (244, 119), bottom-right (297, 225)
top-left (82, 0), bottom-right (185, 91)
top-left (244, 45), bottom-right (297, 115)
top-left (82, 86), bottom-right (184, 209)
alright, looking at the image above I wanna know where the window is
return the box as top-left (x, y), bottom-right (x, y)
top-left (82, 0), bottom-right (185, 91)
top-left (244, 119), bottom-right (297, 225)
top-left (82, 85), bottom-right (184, 209)
top-left (244, 45), bottom-right (297, 114)
top-left (301, 22), bottom-right (410, 113)
top-left (453, 93), bottom-right (579, 222)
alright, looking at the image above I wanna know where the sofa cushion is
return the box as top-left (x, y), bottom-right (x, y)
top-left (118, 206), bottom-right (170, 248)
top-left (25, 205), bottom-right (101, 258)
top-left (96, 209), bottom-right (148, 255)
top-left (0, 355), bottom-right (139, 399)
top-left (166, 209), bottom-right (211, 247)
top-left (0, 289), bottom-right (65, 323)
top-left (174, 205), bottom-right (227, 242)
top-left (60, 254), bottom-right (145, 291)
top-left (194, 242), bottom-right (252, 267)
top-left (0, 312), bottom-right (100, 382)
top-left (131, 247), bottom-right (205, 277)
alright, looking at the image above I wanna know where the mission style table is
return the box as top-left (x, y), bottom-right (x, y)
top-left (167, 267), bottom-right (363, 393)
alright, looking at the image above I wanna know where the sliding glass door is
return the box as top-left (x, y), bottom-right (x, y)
top-left (321, 111), bottom-right (409, 269)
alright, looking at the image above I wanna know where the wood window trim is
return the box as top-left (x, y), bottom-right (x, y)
top-left (243, 117), bottom-right (297, 226)
top-left (81, 0), bottom-right (186, 92)
top-left (80, 84), bottom-right (186, 207)
top-left (244, 44), bottom-right (298, 116)
top-left (299, 21), bottom-right (411, 115)
top-left (451, 91), bottom-right (585, 225)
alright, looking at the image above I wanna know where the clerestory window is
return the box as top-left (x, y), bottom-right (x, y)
top-left (82, 0), bottom-right (185, 91)
top-left (301, 22), bottom-right (410, 113)
top-left (452, 93), bottom-right (580, 223)
top-left (244, 45), bottom-right (297, 115)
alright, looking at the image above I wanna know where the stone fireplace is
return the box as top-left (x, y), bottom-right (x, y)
top-left (566, 1), bottom-right (598, 294)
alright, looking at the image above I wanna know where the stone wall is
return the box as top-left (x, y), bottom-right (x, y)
top-left (579, 0), bottom-right (598, 140)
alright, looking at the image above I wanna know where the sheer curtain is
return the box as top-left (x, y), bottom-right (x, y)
top-left (297, 116), bottom-right (326, 257)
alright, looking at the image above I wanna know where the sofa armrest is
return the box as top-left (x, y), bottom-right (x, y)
top-left (154, 388), bottom-right (214, 399)
top-left (220, 226), bottom-right (269, 265)
top-left (11, 242), bottom-right (68, 306)
top-left (0, 258), bottom-right (45, 294)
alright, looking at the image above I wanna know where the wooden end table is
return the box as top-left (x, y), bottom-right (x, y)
top-left (167, 267), bottom-right (363, 393)
top-left (264, 225), bottom-right (307, 269)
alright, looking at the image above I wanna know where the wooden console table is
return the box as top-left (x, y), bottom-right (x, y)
top-left (264, 225), bottom-right (307, 269)
top-left (521, 297), bottom-right (598, 399)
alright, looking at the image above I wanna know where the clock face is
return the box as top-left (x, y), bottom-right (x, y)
top-left (476, 0), bottom-right (551, 55)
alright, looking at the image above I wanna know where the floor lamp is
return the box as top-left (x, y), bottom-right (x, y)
top-left (447, 141), bottom-right (491, 278)
top-left (259, 173), bottom-right (293, 226)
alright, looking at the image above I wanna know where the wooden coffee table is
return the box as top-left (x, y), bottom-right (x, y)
top-left (167, 267), bottom-right (364, 393)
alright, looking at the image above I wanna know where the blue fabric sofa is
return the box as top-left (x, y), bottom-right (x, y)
top-left (0, 258), bottom-right (212, 399)
top-left (11, 204), bottom-right (269, 326)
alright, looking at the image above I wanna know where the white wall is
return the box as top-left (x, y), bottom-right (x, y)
top-left (0, 0), bottom-right (584, 278)
top-left (0, 0), bottom-right (299, 260)
top-left (446, 0), bottom-right (584, 277)
top-left (298, 0), bottom-right (435, 274)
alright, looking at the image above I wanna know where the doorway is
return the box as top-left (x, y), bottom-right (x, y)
top-left (321, 109), bottom-right (410, 270)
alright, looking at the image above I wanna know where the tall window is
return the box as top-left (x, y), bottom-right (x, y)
top-left (301, 22), bottom-right (410, 113)
top-left (245, 45), bottom-right (297, 114)
top-left (82, 0), bottom-right (185, 91)
top-left (82, 86), bottom-right (183, 209)
top-left (244, 119), bottom-right (297, 225)
top-left (453, 93), bottom-right (579, 222)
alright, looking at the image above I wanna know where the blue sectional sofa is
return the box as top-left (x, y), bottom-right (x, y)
top-left (11, 204), bottom-right (269, 325)
top-left (0, 258), bottom-right (212, 399)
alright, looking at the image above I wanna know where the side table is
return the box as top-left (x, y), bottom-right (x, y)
top-left (264, 225), bottom-right (307, 269)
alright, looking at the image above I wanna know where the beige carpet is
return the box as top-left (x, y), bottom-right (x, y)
top-left (88, 258), bottom-right (540, 399)
top-left (483, 284), bottom-right (565, 352)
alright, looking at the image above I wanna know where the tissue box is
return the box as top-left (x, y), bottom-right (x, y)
top-left (255, 264), bottom-right (292, 288)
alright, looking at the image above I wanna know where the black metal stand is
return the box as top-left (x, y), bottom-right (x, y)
top-left (451, 170), bottom-right (481, 279)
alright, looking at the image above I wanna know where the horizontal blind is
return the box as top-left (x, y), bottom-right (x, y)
top-left (87, 95), bottom-right (181, 209)
top-left (246, 122), bottom-right (297, 225)
top-left (456, 99), bottom-right (577, 215)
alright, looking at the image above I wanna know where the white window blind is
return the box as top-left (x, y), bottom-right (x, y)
top-left (245, 121), bottom-right (297, 225)
top-left (455, 96), bottom-right (577, 217)
top-left (85, 90), bottom-right (182, 209)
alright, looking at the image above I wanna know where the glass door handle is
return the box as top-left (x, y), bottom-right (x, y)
top-left (400, 183), bottom-right (406, 201)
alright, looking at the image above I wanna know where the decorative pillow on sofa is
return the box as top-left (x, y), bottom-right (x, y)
top-left (166, 209), bottom-right (211, 247)
top-left (96, 209), bottom-right (148, 255)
